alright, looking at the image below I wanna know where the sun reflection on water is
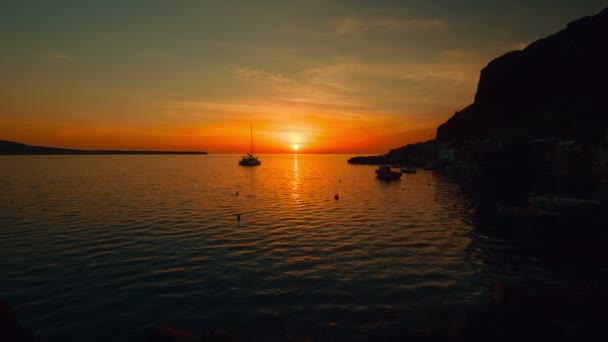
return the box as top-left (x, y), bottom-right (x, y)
top-left (292, 153), bottom-right (300, 200)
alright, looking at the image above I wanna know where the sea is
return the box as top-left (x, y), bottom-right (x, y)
top-left (0, 154), bottom-right (603, 341)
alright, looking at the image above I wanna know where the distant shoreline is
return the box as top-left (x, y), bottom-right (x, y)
top-left (0, 140), bottom-right (207, 155)
top-left (1, 151), bottom-right (208, 155)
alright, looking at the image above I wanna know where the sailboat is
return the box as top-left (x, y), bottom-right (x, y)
top-left (239, 124), bottom-right (261, 166)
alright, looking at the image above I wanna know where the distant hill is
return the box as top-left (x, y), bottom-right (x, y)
top-left (348, 140), bottom-right (435, 165)
top-left (436, 7), bottom-right (608, 143)
top-left (0, 140), bottom-right (207, 155)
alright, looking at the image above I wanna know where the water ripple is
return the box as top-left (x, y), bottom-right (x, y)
top-left (0, 154), bottom-right (581, 341)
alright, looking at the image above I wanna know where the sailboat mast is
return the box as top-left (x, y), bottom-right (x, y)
top-left (250, 123), bottom-right (254, 155)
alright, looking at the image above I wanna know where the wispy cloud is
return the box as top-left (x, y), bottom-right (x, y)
top-left (375, 18), bottom-right (446, 31)
top-left (164, 48), bottom-right (484, 128)
top-left (235, 68), bottom-right (292, 85)
top-left (48, 52), bottom-right (71, 60)
top-left (331, 16), bottom-right (446, 36)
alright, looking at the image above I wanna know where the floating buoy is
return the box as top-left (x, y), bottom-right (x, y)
top-left (236, 191), bottom-right (239, 196)
top-left (334, 194), bottom-right (339, 200)
top-left (339, 179), bottom-right (341, 183)
top-left (402, 188), bottom-right (405, 191)
top-left (236, 214), bottom-right (241, 221)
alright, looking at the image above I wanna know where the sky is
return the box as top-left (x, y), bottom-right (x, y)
top-left (1, 1), bottom-right (606, 153)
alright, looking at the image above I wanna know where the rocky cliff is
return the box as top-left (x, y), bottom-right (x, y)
top-left (437, 7), bottom-right (608, 143)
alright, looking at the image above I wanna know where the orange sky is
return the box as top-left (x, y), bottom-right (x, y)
top-left (1, 2), bottom-right (603, 153)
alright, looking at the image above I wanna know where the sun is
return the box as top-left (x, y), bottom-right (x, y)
top-left (292, 144), bottom-right (300, 151)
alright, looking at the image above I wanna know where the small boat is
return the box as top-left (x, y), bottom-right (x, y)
top-left (401, 167), bottom-right (416, 174)
top-left (375, 165), bottom-right (402, 181)
top-left (239, 124), bottom-right (261, 166)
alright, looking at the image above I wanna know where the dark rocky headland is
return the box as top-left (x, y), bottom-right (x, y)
top-left (436, 7), bottom-right (607, 144)
top-left (0, 140), bottom-right (207, 155)
top-left (350, 6), bottom-right (608, 203)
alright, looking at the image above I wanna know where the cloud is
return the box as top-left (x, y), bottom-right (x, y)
top-left (210, 48), bottom-right (485, 122)
top-left (234, 67), bottom-right (362, 110)
top-left (48, 53), bottom-right (71, 60)
top-left (373, 18), bottom-right (446, 31)
top-left (299, 50), bottom-right (482, 101)
top-left (331, 16), bottom-right (446, 36)
top-left (235, 68), bottom-right (292, 85)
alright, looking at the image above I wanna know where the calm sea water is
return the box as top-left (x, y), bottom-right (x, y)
top-left (0, 154), bottom-right (593, 341)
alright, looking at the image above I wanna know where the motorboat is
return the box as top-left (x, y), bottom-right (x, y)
top-left (375, 165), bottom-right (401, 181)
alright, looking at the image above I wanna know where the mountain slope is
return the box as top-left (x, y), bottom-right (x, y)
top-left (436, 7), bottom-right (608, 143)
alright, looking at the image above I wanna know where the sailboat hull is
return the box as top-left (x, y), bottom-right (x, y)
top-left (238, 156), bottom-right (261, 166)
top-left (239, 124), bottom-right (261, 166)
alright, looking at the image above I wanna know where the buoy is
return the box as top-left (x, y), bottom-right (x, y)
top-left (236, 191), bottom-right (239, 196)
top-left (236, 214), bottom-right (241, 221)
top-left (402, 188), bottom-right (405, 191)
top-left (339, 179), bottom-right (341, 183)
top-left (334, 194), bottom-right (339, 200)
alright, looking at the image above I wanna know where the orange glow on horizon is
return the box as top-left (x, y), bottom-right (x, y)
top-left (0, 115), bottom-right (445, 154)
top-left (0, 100), bottom-right (448, 154)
